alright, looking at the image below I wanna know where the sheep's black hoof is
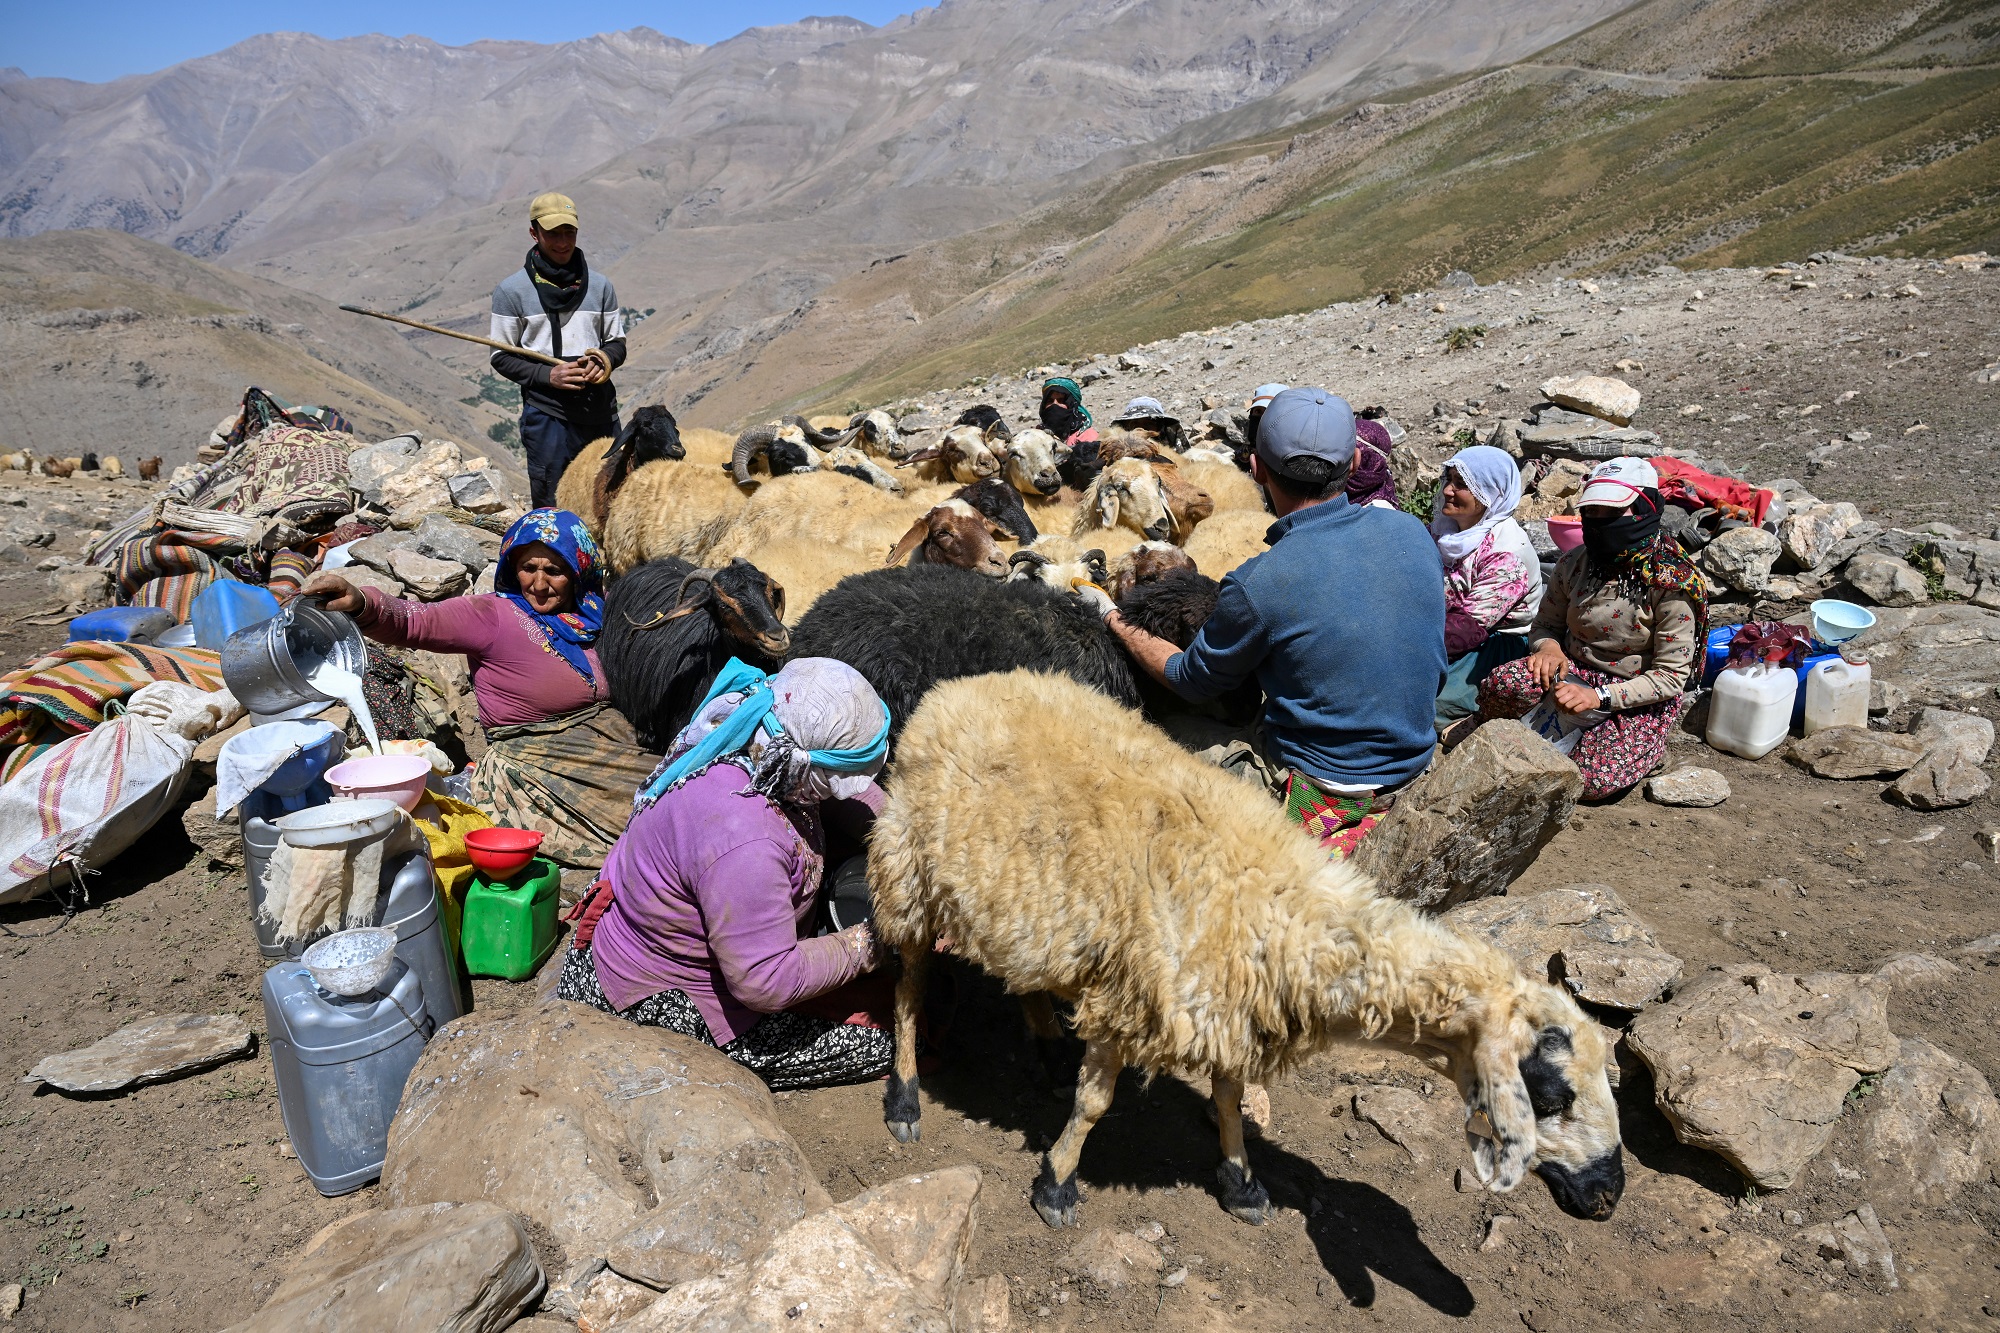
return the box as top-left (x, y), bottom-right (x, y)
top-left (883, 1073), bottom-right (921, 1143)
top-left (1217, 1160), bottom-right (1270, 1225)
top-left (1031, 1156), bottom-right (1081, 1228)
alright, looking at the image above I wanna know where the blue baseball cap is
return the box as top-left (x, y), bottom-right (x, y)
top-left (1254, 387), bottom-right (1357, 475)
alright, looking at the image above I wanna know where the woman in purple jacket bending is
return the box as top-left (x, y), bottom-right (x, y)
top-left (556, 656), bottom-right (898, 1089)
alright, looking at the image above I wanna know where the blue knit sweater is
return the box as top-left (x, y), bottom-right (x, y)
top-left (1166, 497), bottom-right (1445, 788)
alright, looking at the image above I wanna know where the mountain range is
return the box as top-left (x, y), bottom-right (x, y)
top-left (1, 0), bottom-right (1994, 458)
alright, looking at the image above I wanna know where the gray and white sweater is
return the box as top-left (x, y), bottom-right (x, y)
top-left (489, 261), bottom-right (627, 425)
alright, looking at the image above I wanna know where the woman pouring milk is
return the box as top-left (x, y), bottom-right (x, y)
top-left (300, 508), bottom-right (658, 866)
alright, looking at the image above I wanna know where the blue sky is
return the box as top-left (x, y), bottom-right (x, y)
top-left (3, 2), bottom-right (917, 83)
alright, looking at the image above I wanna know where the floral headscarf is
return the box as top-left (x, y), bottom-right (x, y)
top-left (495, 508), bottom-right (605, 684)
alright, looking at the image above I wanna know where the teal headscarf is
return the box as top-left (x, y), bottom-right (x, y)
top-left (635, 658), bottom-right (890, 810)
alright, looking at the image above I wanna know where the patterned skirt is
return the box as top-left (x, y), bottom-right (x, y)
top-left (468, 706), bottom-right (661, 868)
top-left (555, 944), bottom-right (894, 1092)
top-left (1478, 658), bottom-right (1687, 800)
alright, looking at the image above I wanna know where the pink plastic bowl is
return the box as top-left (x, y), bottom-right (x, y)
top-left (325, 754), bottom-right (432, 812)
top-left (464, 826), bottom-right (545, 878)
top-left (1546, 516), bottom-right (1583, 552)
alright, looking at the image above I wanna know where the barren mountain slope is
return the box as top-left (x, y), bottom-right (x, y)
top-left (0, 230), bottom-right (494, 464)
top-left (697, 0), bottom-right (2000, 423)
top-left (0, 1), bottom-right (1638, 430)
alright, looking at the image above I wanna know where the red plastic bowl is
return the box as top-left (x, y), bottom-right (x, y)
top-left (1546, 516), bottom-right (1584, 552)
top-left (464, 826), bottom-right (545, 878)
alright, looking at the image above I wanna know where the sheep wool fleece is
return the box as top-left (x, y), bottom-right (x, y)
top-left (1166, 497), bottom-right (1445, 789)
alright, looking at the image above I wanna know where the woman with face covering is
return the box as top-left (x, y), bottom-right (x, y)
top-left (1430, 445), bottom-right (1541, 727)
top-left (1042, 377), bottom-right (1103, 490)
top-left (556, 657), bottom-right (901, 1089)
top-left (1472, 457), bottom-right (1707, 799)
top-left (300, 508), bottom-right (660, 866)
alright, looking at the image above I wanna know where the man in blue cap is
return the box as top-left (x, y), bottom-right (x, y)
top-left (1106, 386), bottom-right (1445, 856)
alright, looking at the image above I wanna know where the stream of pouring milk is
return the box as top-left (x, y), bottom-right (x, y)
top-left (308, 663), bottom-right (380, 755)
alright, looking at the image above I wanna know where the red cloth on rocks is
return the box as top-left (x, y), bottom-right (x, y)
top-left (1653, 458), bottom-right (1773, 525)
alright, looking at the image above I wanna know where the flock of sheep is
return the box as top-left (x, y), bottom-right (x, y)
top-left (1, 450), bottom-right (161, 480)
top-left (554, 402), bottom-right (1627, 1231)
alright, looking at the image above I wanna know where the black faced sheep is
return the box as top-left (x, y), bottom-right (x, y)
top-left (953, 404), bottom-right (1013, 441)
top-left (871, 670), bottom-right (1627, 1229)
top-left (585, 405), bottom-right (685, 529)
top-left (601, 555), bottom-right (790, 751)
top-left (730, 422), bottom-right (825, 485)
top-left (784, 565), bottom-right (1140, 750)
top-left (952, 476), bottom-right (1036, 543)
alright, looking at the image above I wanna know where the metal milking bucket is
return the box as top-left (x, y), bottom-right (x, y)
top-left (220, 596), bottom-right (367, 717)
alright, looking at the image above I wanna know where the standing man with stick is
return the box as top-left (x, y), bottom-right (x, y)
top-left (490, 192), bottom-right (627, 508)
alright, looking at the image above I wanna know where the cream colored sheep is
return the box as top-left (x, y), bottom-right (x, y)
top-left (747, 536), bottom-right (881, 623)
top-left (871, 670), bottom-right (1625, 1229)
top-left (98, 455), bottom-right (124, 480)
top-left (1182, 509), bottom-right (1275, 577)
top-left (0, 452), bottom-right (28, 472)
top-left (1179, 457), bottom-right (1264, 514)
top-left (599, 455), bottom-right (753, 574)
top-left (555, 433), bottom-right (615, 530)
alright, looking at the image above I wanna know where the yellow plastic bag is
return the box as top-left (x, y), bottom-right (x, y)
top-left (411, 792), bottom-right (492, 956)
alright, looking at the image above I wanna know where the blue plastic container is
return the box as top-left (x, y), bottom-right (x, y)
top-left (68, 606), bottom-right (176, 644)
top-left (191, 580), bottom-right (281, 651)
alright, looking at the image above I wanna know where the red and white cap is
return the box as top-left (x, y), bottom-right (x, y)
top-left (1577, 456), bottom-right (1659, 509)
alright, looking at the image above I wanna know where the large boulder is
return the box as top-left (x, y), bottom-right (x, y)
top-left (1890, 707), bottom-right (1996, 808)
top-left (1351, 720), bottom-right (1582, 911)
top-left (1445, 883), bottom-right (1682, 1012)
top-left (1539, 375), bottom-right (1640, 427)
top-left (222, 1200), bottom-right (540, 1320)
top-left (382, 1002), bottom-right (830, 1290)
top-left (1698, 527), bottom-right (1781, 595)
top-left (1785, 727), bottom-right (1927, 780)
top-left (1842, 552), bottom-right (1928, 608)
top-left (410, 514), bottom-right (498, 574)
top-left (349, 437), bottom-right (464, 516)
top-left (387, 549), bottom-right (471, 601)
top-left (1778, 502), bottom-right (1860, 570)
top-left (1857, 1037), bottom-right (2000, 1205)
top-left (1625, 965), bottom-right (1897, 1189)
top-left (1845, 604), bottom-right (2000, 706)
top-left (222, 1202), bottom-right (542, 1333)
top-left (616, 1168), bottom-right (988, 1333)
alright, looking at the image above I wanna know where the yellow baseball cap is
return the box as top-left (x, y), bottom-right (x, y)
top-left (529, 192), bottom-right (579, 230)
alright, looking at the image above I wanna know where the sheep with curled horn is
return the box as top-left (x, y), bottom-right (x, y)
top-left (600, 555), bottom-right (790, 752)
top-left (729, 421), bottom-right (825, 486)
top-left (785, 565), bottom-right (1139, 754)
top-left (872, 670), bottom-right (1627, 1229)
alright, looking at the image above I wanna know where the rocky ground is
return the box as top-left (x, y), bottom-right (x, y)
top-left (1, 257), bottom-right (1998, 1331)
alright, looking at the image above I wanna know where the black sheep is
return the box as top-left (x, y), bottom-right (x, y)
top-left (601, 556), bottom-right (790, 751)
top-left (954, 404), bottom-right (1013, 441)
top-left (787, 565), bottom-right (1139, 750)
top-left (1114, 569), bottom-right (1261, 726)
top-left (953, 476), bottom-right (1037, 543)
top-left (1057, 434), bottom-right (1103, 492)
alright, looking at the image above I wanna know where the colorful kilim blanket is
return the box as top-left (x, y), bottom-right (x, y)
top-left (113, 529), bottom-right (242, 622)
top-left (1282, 771), bottom-right (1388, 860)
top-left (0, 643), bottom-right (224, 753)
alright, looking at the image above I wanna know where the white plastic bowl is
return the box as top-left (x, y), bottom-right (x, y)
top-left (302, 927), bottom-right (399, 997)
top-left (1810, 598), bottom-right (1876, 646)
top-left (274, 797), bottom-right (401, 849)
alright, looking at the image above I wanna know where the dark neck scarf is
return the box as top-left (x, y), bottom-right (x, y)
top-left (526, 247), bottom-right (589, 316)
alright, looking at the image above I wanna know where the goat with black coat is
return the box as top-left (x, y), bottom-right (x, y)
top-left (786, 565), bottom-right (1140, 750)
top-left (601, 556), bottom-right (790, 752)
top-left (1116, 569), bottom-right (1261, 727)
top-left (953, 477), bottom-right (1037, 543)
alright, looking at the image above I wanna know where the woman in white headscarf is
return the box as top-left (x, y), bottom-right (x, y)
top-left (1430, 445), bottom-right (1543, 727)
top-left (556, 657), bottom-right (904, 1089)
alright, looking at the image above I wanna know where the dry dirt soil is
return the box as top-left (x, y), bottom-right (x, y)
top-left (1, 262), bottom-right (1997, 1332)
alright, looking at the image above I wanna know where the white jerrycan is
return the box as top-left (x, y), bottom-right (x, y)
top-left (1706, 662), bottom-right (1797, 760)
top-left (1803, 658), bottom-right (1870, 736)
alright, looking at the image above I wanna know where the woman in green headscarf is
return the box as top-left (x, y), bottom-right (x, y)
top-left (1041, 376), bottom-right (1101, 490)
